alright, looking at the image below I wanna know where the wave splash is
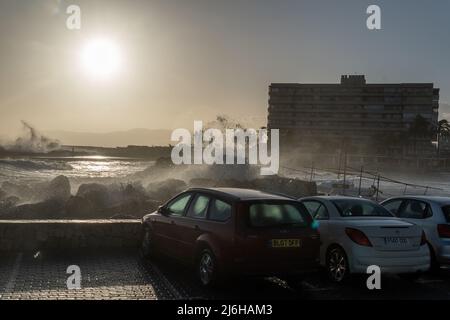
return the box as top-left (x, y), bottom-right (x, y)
top-left (3, 121), bottom-right (61, 153)
top-left (0, 159), bottom-right (73, 171)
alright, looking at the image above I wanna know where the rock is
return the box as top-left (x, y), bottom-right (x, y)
top-left (2, 199), bottom-right (64, 219)
top-left (1, 181), bottom-right (33, 201)
top-left (102, 197), bottom-right (152, 219)
top-left (35, 175), bottom-right (71, 202)
top-left (154, 157), bottom-right (175, 168)
top-left (0, 195), bottom-right (20, 213)
top-left (64, 196), bottom-right (95, 218)
top-left (76, 183), bottom-right (110, 209)
top-left (122, 182), bottom-right (147, 201)
top-left (143, 199), bottom-right (162, 212)
top-left (188, 178), bottom-right (216, 188)
top-left (146, 179), bottom-right (187, 201)
top-left (252, 177), bottom-right (316, 198)
top-left (0, 188), bottom-right (6, 200)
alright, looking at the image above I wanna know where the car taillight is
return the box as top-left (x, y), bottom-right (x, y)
top-left (437, 224), bottom-right (450, 238)
top-left (420, 231), bottom-right (427, 246)
top-left (345, 228), bottom-right (372, 247)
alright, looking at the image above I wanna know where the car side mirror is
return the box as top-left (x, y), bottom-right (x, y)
top-left (158, 206), bottom-right (169, 216)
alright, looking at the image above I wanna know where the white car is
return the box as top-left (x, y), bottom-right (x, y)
top-left (381, 196), bottom-right (450, 270)
top-left (299, 196), bottom-right (430, 282)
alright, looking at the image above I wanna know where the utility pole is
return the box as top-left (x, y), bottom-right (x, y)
top-left (337, 148), bottom-right (342, 180)
top-left (310, 160), bottom-right (314, 182)
top-left (376, 175), bottom-right (380, 202)
top-left (342, 149), bottom-right (347, 195)
top-left (358, 166), bottom-right (363, 196)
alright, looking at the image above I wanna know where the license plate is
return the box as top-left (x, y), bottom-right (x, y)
top-left (384, 237), bottom-right (408, 245)
top-left (271, 239), bottom-right (301, 248)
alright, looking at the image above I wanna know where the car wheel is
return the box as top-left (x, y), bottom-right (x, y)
top-left (141, 228), bottom-right (154, 259)
top-left (197, 248), bottom-right (219, 287)
top-left (326, 246), bottom-right (349, 283)
top-left (427, 243), bottom-right (441, 274)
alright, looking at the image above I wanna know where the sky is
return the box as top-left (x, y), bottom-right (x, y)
top-left (0, 0), bottom-right (450, 144)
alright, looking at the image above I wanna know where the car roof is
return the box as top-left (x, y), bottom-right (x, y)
top-left (187, 187), bottom-right (296, 201)
top-left (300, 196), bottom-right (383, 205)
top-left (383, 195), bottom-right (450, 206)
top-left (301, 195), bottom-right (375, 201)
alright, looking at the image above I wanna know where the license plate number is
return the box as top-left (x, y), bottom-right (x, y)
top-left (384, 237), bottom-right (408, 245)
top-left (271, 239), bottom-right (301, 248)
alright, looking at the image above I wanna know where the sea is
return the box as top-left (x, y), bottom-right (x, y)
top-left (0, 156), bottom-right (153, 184)
top-left (1, 156), bottom-right (450, 199)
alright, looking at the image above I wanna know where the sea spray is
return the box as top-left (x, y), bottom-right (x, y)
top-left (3, 121), bottom-right (61, 153)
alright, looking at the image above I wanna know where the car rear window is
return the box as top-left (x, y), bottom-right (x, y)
top-left (248, 202), bottom-right (311, 228)
top-left (441, 206), bottom-right (450, 222)
top-left (332, 199), bottom-right (393, 217)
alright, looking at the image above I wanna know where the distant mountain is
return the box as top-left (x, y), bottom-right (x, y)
top-left (46, 128), bottom-right (173, 147)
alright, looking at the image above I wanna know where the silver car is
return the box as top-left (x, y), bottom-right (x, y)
top-left (381, 196), bottom-right (450, 270)
top-left (299, 196), bottom-right (430, 282)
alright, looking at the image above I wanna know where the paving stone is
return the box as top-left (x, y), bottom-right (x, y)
top-left (0, 250), bottom-right (171, 300)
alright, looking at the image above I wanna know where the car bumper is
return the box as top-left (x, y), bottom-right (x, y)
top-left (350, 245), bottom-right (430, 274)
top-left (436, 243), bottom-right (450, 266)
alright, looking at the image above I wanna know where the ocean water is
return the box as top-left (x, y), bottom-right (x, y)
top-left (281, 167), bottom-right (450, 198)
top-left (1, 157), bottom-right (450, 199)
top-left (0, 156), bottom-right (153, 184)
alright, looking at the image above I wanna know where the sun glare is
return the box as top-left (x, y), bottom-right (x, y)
top-left (80, 38), bottom-right (122, 79)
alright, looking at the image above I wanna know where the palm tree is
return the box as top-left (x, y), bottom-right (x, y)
top-left (437, 119), bottom-right (450, 156)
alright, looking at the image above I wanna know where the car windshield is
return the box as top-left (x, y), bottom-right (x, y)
top-left (332, 199), bottom-right (393, 217)
top-left (248, 201), bottom-right (311, 228)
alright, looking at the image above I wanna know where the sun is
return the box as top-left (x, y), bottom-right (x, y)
top-left (80, 38), bottom-right (122, 79)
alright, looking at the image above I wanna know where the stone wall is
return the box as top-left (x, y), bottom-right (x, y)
top-left (0, 220), bottom-right (143, 252)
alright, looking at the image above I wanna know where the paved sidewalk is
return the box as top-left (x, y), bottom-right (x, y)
top-left (1, 250), bottom-right (450, 300)
top-left (0, 250), bottom-right (175, 300)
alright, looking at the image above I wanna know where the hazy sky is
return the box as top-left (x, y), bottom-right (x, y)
top-left (1, 0), bottom-right (449, 141)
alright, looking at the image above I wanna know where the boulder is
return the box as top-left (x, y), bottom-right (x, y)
top-left (2, 199), bottom-right (65, 219)
top-left (1, 181), bottom-right (33, 201)
top-left (251, 177), bottom-right (316, 198)
top-left (147, 179), bottom-right (187, 201)
top-left (188, 178), bottom-right (216, 188)
top-left (64, 196), bottom-right (95, 218)
top-left (76, 183), bottom-right (110, 209)
top-left (0, 195), bottom-right (20, 213)
top-left (35, 175), bottom-right (71, 202)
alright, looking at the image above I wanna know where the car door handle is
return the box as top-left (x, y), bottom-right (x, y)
top-left (170, 220), bottom-right (175, 225)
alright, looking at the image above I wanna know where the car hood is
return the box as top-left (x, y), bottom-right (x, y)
top-left (142, 212), bottom-right (158, 223)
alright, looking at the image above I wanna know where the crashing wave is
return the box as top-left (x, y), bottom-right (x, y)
top-left (3, 121), bottom-right (61, 153)
top-left (0, 159), bottom-right (73, 171)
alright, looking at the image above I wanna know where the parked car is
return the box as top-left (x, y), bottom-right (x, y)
top-left (142, 188), bottom-right (320, 287)
top-left (381, 196), bottom-right (450, 270)
top-left (299, 196), bottom-right (430, 282)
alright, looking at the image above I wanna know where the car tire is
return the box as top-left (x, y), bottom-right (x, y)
top-left (197, 248), bottom-right (219, 288)
top-left (326, 246), bottom-right (349, 283)
top-left (427, 243), bottom-right (441, 274)
top-left (141, 228), bottom-right (154, 259)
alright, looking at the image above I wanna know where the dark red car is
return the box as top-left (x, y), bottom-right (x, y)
top-left (141, 188), bottom-right (320, 287)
